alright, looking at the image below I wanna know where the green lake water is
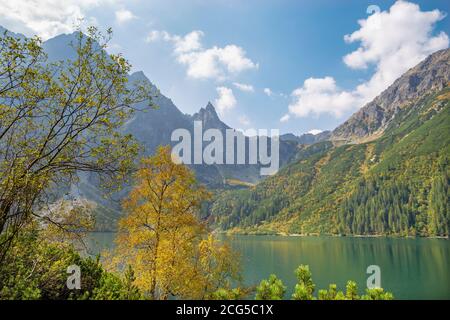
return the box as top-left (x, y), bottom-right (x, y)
top-left (86, 233), bottom-right (450, 300)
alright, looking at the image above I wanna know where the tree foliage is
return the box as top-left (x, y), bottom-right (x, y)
top-left (292, 265), bottom-right (315, 300)
top-left (109, 146), bottom-right (240, 299)
top-left (255, 274), bottom-right (286, 300)
top-left (255, 265), bottom-right (393, 301)
top-left (0, 27), bottom-right (153, 261)
top-left (0, 223), bottom-right (142, 300)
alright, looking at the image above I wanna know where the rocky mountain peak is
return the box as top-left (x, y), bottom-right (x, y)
top-left (205, 101), bottom-right (215, 112)
top-left (192, 102), bottom-right (230, 131)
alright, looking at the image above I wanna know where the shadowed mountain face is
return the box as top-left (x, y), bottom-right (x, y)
top-left (0, 26), bottom-right (26, 39)
top-left (122, 71), bottom-right (302, 186)
top-left (38, 30), bottom-right (310, 187)
top-left (332, 49), bottom-right (450, 142)
top-left (117, 70), bottom-right (329, 187)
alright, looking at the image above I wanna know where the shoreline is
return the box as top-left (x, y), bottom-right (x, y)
top-left (214, 230), bottom-right (449, 240)
top-left (88, 229), bottom-right (449, 240)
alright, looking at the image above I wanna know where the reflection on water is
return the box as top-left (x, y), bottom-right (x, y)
top-left (86, 233), bottom-right (450, 299)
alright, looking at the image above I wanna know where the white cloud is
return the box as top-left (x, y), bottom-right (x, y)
top-left (0, 0), bottom-right (110, 39)
top-left (287, 1), bottom-right (449, 118)
top-left (147, 30), bottom-right (258, 80)
top-left (173, 30), bottom-right (204, 53)
top-left (146, 30), bottom-right (203, 53)
top-left (279, 114), bottom-right (290, 123)
top-left (343, 1), bottom-right (447, 70)
top-left (178, 44), bottom-right (258, 80)
top-left (115, 9), bottom-right (136, 25)
top-left (344, 0), bottom-right (448, 103)
top-left (238, 115), bottom-right (251, 126)
top-left (263, 88), bottom-right (273, 96)
top-left (307, 129), bottom-right (323, 135)
top-left (214, 86), bottom-right (236, 115)
top-left (146, 30), bottom-right (162, 42)
top-left (289, 77), bottom-right (357, 118)
top-left (233, 82), bottom-right (254, 92)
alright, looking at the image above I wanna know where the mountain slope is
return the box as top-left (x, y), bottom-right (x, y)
top-left (332, 49), bottom-right (450, 142)
top-left (210, 50), bottom-right (450, 237)
top-left (281, 131), bottom-right (331, 144)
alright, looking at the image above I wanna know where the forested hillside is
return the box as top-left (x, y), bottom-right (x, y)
top-left (209, 77), bottom-right (450, 237)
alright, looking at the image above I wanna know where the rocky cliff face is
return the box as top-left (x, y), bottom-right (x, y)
top-left (332, 48), bottom-right (450, 141)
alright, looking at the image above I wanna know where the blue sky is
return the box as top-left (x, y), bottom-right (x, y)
top-left (1, 0), bottom-right (449, 135)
